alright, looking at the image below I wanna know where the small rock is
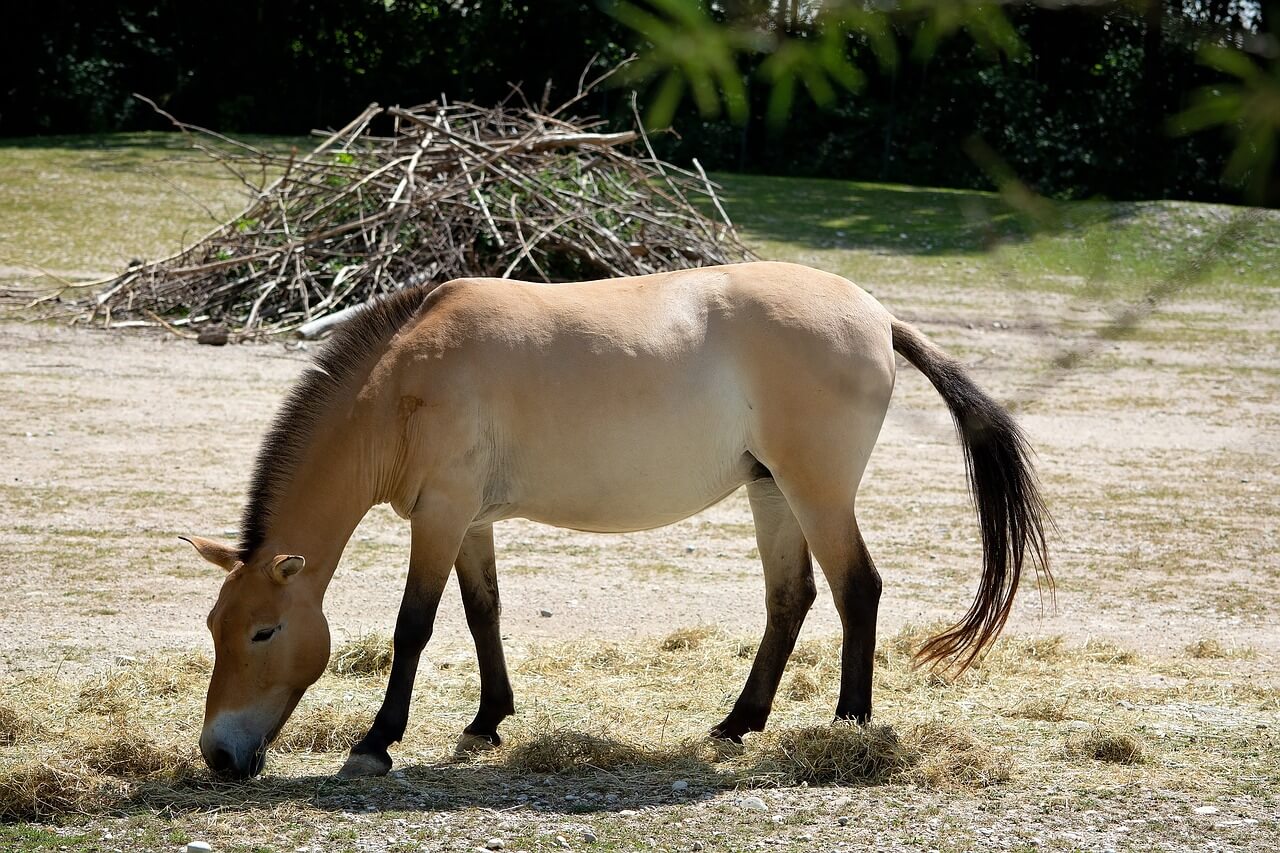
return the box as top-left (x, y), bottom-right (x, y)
top-left (685, 545), bottom-right (696, 553)
top-left (486, 839), bottom-right (505, 851)
top-left (770, 814), bottom-right (783, 823)
top-left (691, 843), bottom-right (704, 852)
top-left (740, 795), bottom-right (768, 812)
top-left (619, 809), bottom-right (638, 817)
top-left (555, 836), bottom-right (569, 849)
top-left (1192, 806), bottom-right (1219, 815)
top-left (582, 829), bottom-right (597, 843)
top-left (672, 780), bottom-right (689, 792)
top-left (836, 816), bottom-right (851, 826)
top-left (604, 793), bottom-right (618, 802)
top-left (185, 844), bottom-right (213, 853)
top-left (539, 609), bottom-right (553, 618)
top-left (197, 326), bottom-right (230, 346)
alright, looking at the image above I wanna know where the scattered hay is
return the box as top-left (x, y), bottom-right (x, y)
top-left (1016, 635), bottom-right (1067, 662)
top-left (80, 732), bottom-right (199, 779)
top-left (877, 621), bottom-right (952, 665)
top-left (1083, 638), bottom-right (1139, 664)
top-left (78, 651), bottom-right (211, 712)
top-left (0, 702), bottom-right (36, 745)
top-left (0, 758), bottom-right (126, 821)
top-left (789, 640), bottom-right (834, 668)
top-left (660, 626), bottom-right (720, 652)
top-left (1004, 697), bottom-right (1072, 722)
top-left (504, 730), bottom-right (684, 774)
top-left (784, 670), bottom-right (821, 702)
top-left (1185, 638), bottom-right (1254, 660)
top-left (1065, 726), bottom-right (1145, 764)
top-left (910, 722), bottom-right (1012, 787)
top-left (274, 705), bottom-right (368, 753)
top-left (744, 722), bottom-right (910, 786)
top-left (329, 633), bottom-right (393, 677)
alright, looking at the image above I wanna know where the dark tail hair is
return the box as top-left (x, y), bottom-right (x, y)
top-left (891, 319), bottom-right (1053, 671)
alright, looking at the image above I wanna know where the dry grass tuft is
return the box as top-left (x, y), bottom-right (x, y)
top-left (274, 705), bottom-right (368, 753)
top-left (660, 625), bottom-right (720, 652)
top-left (1065, 726), bottom-right (1145, 764)
top-left (78, 725), bottom-right (200, 779)
top-left (78, 651), bottom-right (211, 712)
top-left (784, 670), bottom-right (821, 701)
top-left (878, 621), bottom-right (952, 662)
top-left (328, 633), bottom-right (393, 677)
top-left (0, 758), bottom-right (126, 821)
top-left (504, 729), bottom-right (688, 774)
top-left (1004, 697), bottom-right (1072, 722)
top-left (745, 722), bottom-right (910, 786)
top-left (789, 640), bottom-right (833, 668)
top-left (1185, 637), bottom-right (1255, 660)
top-left (1015, 635), bottom-right (1067, 662)
top-left (1082, 638), bottom-right (1139, 664)
top-left (910, 722), bottom-right (1012, 787)
top-left (0, 702), bottom-right (36, 745)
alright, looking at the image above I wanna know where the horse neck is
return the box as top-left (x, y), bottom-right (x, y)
top-left (252, 423), bottom-right (381, 596)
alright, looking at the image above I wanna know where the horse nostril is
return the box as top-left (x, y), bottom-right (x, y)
top-left (205, 744), bottom-right (252, 779)
top-left (208, 746), bottom-right (235, 774)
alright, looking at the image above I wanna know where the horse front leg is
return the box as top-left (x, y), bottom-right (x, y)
top-left (340, 510), bottom-right (470, 778)
top-left (453, 523), bottom-right (515, 752)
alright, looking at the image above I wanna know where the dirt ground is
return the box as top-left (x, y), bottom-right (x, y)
top-left (2, 270), bottom-right (1277, 676)
top-left (1, 265), bottom-right (1278, 852)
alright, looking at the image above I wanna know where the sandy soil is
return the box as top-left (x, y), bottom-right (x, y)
top-left (1, 278), bottom-right (1276, 679)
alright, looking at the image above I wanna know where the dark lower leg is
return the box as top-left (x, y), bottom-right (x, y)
top-left (456, 525), bottom-right (514, 744)
top-left (833, 534), bottom-right (881, 723)
top-left (713, 478), bottom-right (815, 742)
top-left (349, 588), bottom-right (443, 766)
top-left (711, 605), bottom-right (810, 741)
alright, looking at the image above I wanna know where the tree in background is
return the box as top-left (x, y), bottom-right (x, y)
top-left (3, 1), bottom-right (1276, 206)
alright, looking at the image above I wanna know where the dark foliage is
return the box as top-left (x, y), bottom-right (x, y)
top-left (0, 1), bottom-right (1261, 203)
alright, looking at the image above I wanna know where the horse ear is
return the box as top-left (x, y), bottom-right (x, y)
top-left (181, 535), bottom-right (241, 572)
top-left (267, 554), bottom-right (305, 584)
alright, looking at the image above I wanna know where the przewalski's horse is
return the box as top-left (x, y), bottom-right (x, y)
top-left (184, 261), bottom-right (1049, 779)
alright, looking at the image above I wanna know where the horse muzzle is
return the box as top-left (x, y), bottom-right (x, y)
top-left (201, 738), bottom-right (267, 779)
top-left (200, 715), bottom-right (270, 779)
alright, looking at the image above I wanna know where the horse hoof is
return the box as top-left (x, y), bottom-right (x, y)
top-left (708, 726), bottom-right (746, 745)
top-left (338, 750), bottom-right (392, 778)
top-left (455, 732), bottom-right (500, 755)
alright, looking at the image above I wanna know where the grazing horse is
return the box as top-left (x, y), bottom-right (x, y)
top-left (184, 261), bottom-right (1049, 779)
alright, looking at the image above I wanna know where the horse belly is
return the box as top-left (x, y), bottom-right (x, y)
top-left (498, 370), bottom-right (754, 533)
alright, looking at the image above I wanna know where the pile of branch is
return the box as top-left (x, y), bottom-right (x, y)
top-left (93, 89), bottom-right (753, 339)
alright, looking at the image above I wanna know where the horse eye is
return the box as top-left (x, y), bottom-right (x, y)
top-left (252, 626), bottom-right (279, 643)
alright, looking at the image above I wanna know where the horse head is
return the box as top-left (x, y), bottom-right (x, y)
top-left (184, 535), bottom-right (330, 778)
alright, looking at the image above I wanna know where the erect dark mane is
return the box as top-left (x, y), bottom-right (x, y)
top-left (238, 284), bottom-right (442, 560)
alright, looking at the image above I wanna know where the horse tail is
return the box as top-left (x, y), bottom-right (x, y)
top-left (890, 318), bottom-right (1053, 671)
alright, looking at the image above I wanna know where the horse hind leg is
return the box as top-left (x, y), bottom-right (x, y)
top-left (454, 523), bottom-right (516, 752)
top-left (782, 495), bottom-right (881, 722)
top-left (711, 477), bottom-right (817, 742)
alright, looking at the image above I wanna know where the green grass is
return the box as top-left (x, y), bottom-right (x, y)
top-left (712, 172), bottom-right (1280, 303)
top-left (0, 132), bottom-right (307, 283)
top-left (3, 133), bottom-right (1276, 311)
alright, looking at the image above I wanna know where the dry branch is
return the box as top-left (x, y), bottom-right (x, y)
top-left (94, 88), bottom-right (753, 338)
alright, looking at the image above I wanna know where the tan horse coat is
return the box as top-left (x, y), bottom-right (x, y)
top-left (187, 261), bottom-right (1049, 779)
